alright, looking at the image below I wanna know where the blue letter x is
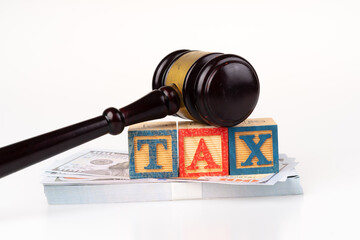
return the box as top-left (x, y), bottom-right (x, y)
top-left (239, 134), bottom-right (272, 166)
top-left (137, 139), bottom-right (167, 170)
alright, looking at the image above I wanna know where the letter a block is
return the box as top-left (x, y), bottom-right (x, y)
top-left (228, 118), bottom-right (279, 175)
top-left (128, 122), bottom-right (178, 179)
top-left (178, 122), bottom-right (229, 177)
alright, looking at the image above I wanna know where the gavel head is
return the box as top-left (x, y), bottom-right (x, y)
top-left (152, 50), bottom-right (260, 127)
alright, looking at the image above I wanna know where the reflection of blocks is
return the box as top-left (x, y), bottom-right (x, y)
top-left (128, 122), bottom-right (178, 179)
top-left (229, 118), bottom-right (279, 175)
top-left (178, 122), bottom-right (229, 177)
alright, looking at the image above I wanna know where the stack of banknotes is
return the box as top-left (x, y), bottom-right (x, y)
top-left (42, 150), bottom-right (303, 204)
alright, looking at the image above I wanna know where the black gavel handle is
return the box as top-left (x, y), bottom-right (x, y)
top-left (0, 86), bottom-right (180, 178)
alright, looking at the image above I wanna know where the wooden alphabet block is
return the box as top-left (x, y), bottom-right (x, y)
top-left (128, 121), bottom-right (178, 179)
top-left (178, 121), bottom-right (229, 177)
top-left (228, 118), bottom-right (279, 175)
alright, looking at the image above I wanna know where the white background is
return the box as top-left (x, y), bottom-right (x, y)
top-left (0, 0), bottom-right (359, 239)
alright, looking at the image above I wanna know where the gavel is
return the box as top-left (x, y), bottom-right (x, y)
top-left (0, 50), bottom-right (260, 178)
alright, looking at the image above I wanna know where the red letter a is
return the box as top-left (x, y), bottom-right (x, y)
top-left (186, 138), bottom-right (221, 170)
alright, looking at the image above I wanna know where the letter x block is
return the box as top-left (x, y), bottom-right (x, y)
top-left (178, 122), bottom-right (229, 177)
top-left (228, 118), bottom-right (279, 175)
top-left (128, 122), bottom-right (178, 179)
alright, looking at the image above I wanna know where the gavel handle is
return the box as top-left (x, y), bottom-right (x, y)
top-left (0, 86), bottom-right (180, 178)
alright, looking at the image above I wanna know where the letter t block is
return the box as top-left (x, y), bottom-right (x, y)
top-left (228, 118), bottom-right (279, 175)
top-left (178, 121), bottom-right (229, 177)
top-left (128, 122), bottom-right (178, 179)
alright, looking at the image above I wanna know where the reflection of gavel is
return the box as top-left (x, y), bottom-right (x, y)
top-left (0, 50), bottom-right (259, 178)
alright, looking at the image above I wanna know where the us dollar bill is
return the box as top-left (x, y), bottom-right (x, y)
top-left (46, 150), bottom-right (129, 179)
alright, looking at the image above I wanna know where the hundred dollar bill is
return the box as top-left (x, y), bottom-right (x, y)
top-left (45, 150), bottom-right (130, 179)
